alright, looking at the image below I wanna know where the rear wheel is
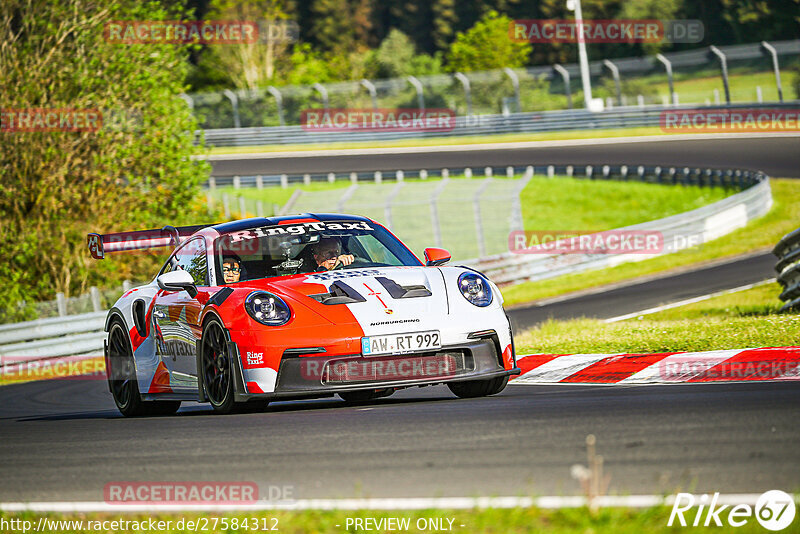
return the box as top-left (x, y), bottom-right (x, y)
top-left (201, 318), bottom-right (269, 414)
top-left (447, 376), bottom-right (508, 399)
top-left (107, 320), bottom-right (180, 417)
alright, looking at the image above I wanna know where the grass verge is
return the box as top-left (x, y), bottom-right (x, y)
top-left (0, 507), bottom-right (779, 533)
top-left (212, 174), bottom-right (730, 238)
top-left (502, 178), bottom-right (799, 307)
top-left (514, 282), bottom-right (800, 355)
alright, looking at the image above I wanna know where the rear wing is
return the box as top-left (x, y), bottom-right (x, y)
top-left (87, 224), bottom-right (215, 259)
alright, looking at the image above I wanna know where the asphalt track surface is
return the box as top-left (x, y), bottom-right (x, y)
top-left (506, 251), bottom-right (777, 333)
top-left (2, 136), bottom-right (798, 503)
top-left (209, 136), bottom-right (800, 178)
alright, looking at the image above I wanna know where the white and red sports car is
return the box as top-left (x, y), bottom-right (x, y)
top-left (88, 214), bottom-right (519, 416)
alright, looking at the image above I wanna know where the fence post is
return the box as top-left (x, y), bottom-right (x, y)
top-left (280, 174), bottom-right (288, 188)
top-left (484, 167), bottom-right (492, 178)
top-left (503, 67), bottom-right (521, 113)
top-left (222, 89), bottom-right (241, 129)
top-left (374, 171), bottom-right (382, 184)
top-left (266, 85), bottom-right (285, 126)
top-left (407, 76), bottom-right (425, 112)
top-left (209, 176), bottom-right (216, 190)
top-left (420, 169), bottom-right (428, 180)
top-left (90, 287), bottom-right (101, 312)
top-left (239, 196), bottom-right (247, 218)
top-left (553, 64), bottom-right (572, 109)
top-left (430, 178), bottom-right (449, 248)
top-left (222, 193), bottom-right (231, 219)
top-left (312, 83), bottom-right (329, 113)
top-left (360, 79), bottom-right (378, 111)
top-left (233, 175), bottom-right (241, 189)
top-left (206, 193), bottom-right (214, 212)
top-left (257, 200), bottom-right (265, 217)
top-left (464, 168), bottom-right (473, 179)
top-left (454, 72), bottom-right (473, 116)
top-left (760, 41), bottom-right (784, 102)
top-left (256, 175), bottom-right (263, 189)
top-left (327, 173), bottom-right (335, 183)
top-left (350, 172), bottom-right (358, 184)
top-left (473, 178), bottom-right (493, 257)
top-left (303, 174), bottom-right (311, 186)
top-left (709, 46), bottom-right (731, 104)
top-left (655, 54), bottom-right (676, 105)
top-left (602, 60), bottom-right (622, 106)
top-left (547, 165), bottom-right (554, 178)
top-left (507, 166), bottom-right (515, 178)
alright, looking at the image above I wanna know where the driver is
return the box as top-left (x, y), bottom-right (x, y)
top-left (310, 237), bottom-right (354, 271)
top-left (221, 256), bottom-right (242, 283)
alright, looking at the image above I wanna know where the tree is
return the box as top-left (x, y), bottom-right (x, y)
top-left (0, 0), bottom-right (210, 319)
top-left (206, 0), bottom-right (294, 89)
top-left (446, 10), bottom-right (531, 72)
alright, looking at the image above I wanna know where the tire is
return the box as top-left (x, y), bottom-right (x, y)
top-left (107, 320), bottom-right (181, 417)
top-left (339, 388), bottom-right (393, 403)
top-left (200, 317), bottom-right (268, 414)
top-left (447, 375), bottom-right (508, 399)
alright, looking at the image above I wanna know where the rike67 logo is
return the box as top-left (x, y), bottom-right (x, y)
top-left (669, 490), bottom-right (796, 531)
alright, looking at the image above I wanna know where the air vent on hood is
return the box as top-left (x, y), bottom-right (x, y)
top-left (309, 281), bottom-right (366, 305)
top-left (376, 276), bottom-right (432, 298)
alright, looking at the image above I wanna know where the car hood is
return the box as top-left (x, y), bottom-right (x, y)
top-left (252, 266), bottom-right (450, 332)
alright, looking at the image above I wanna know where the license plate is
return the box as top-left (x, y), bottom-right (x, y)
top-left (361, 330), bottom-right (441, 356)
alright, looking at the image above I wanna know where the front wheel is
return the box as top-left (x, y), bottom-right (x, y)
top-left (447, 375), bottom-right (508, 399)
top-left (200, 318), bottom-right (269, 414)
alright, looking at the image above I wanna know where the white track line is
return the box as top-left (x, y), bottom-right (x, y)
top-left (603, 279), bottom-right (775, 323)
top-left (0, 494), bottom-right (783, 512)
top-left (202, 132), bottom-right (800, 161)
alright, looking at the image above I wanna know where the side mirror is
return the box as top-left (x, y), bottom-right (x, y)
top-left (424, 247), bottom-right (451, 267)
top-left (157, 270), bottom-right (198, 298)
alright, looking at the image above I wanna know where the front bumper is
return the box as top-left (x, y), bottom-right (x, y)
top-left (233, 337), bottom-right (519, 401)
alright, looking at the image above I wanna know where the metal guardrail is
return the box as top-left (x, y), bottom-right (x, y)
top-left (201, 102), bottom-right (800, 147)
top-left (773, 228), bottom-right (800, 312)
top-left (0, 164), bottom-right (773, 362)
top-left (0, 311), bottom-right (106, 362)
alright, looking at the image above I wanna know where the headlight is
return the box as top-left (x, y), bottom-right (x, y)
top-left (245, 291), bottom-right (291, 326)
top-left (457, 272), bottom-right (493, 307)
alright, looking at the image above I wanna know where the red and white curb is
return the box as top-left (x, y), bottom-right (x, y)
top-left (511, 347), bottom-right (800, 385)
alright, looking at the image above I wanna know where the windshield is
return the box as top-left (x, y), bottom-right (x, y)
top-left (214, 220), bottom-right (422, 283)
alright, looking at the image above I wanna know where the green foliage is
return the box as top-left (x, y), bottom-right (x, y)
top-left (368, 29), bottom-right (443, 79)
top-left (0, 0), bottom-right (211, 318)
top-left (446, 11), bottom-right (531, 72)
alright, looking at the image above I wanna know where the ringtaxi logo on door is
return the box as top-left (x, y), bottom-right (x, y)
top-left (668, 490), bottom-right (796, 531)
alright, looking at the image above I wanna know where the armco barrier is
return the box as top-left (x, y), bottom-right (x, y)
top-left (464, 169), bottom-right (771, 285)
top-left (201, 102), bottom-right (800, 147)
top-left (0, 165), bottom-right (772, 362)
top-left (773, 227), bottom-right (800, 312)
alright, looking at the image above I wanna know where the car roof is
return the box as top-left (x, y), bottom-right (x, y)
top-left (211, 213), bottom-right (375, 234)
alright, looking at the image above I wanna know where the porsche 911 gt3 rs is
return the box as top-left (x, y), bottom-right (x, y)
top-left (89, 214), bottom-right (519, 416)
